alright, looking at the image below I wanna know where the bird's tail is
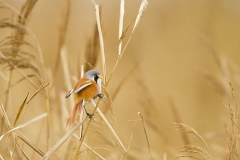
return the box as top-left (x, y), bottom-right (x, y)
top-left (65, 89), bottom-right (74, 98)
top-left (66, 99), bottom-right (83, 127)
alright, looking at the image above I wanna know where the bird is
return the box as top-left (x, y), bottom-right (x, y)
top-left (65, 69), bottom-right (103, 126)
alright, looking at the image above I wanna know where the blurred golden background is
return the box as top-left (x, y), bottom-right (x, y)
top-left (1, 0), bottom-right (240, 159)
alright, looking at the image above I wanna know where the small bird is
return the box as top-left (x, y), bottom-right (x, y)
top-left (65, 69), bottom-right (103, 126)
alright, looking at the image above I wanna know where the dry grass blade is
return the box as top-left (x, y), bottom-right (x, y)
top-left (0, 69), bottom-right (8, 81)
top-left (0, 102), bottom-right (11, 126)
top-left (13, 129), bottom-right (44, 157)
top-left (174, 123), bottom-right (210, 152)
top-left (60, 46), bottom-right (72, 90)
top-left (0, 113), bottom-right (47, 141)
top-left (19, 0), bottom-right (39, 25)
top-left (124, 120), bottom-right (138, 160)
top-left (117, 18), bottom-right (133, 47)
top-left (111, 61), bottom-right (139, 101)
top-left (27, 81), bottom-right (49, 104)
top-left (92, 1), bottom-right (106, 84)
top-left (119, 0), bottom-right (148, 58)
top-left (84, 22), bottom-right (100, 72)
top-left (73, 134), bottom-right (105, 160)
top-left (0, 102), bottom-right (10, 135)
top-left (10, 75), bottom-right (37, 89)
top-left (41, 117), bottom-right (88, 160)
top-left (72, 99), bottom-right (103, 160)
top-left (53, 0), bottom-right (71, 78)
top-left (96, 106), bottom-right (126, 152)
top-left (16, 143), bottom-right (30, 160)
top-left (13, 92), bottom-right (29, 126)
top-left (133, 0), bottom-right (148, 31)
top-left (106, 0), bottom-right (148, 88)
top-left (89, 123), bottom-right (116, 146)
top-left (118, 0), bottom-right (125, 56)
top-left (138, 112), bottom-right (152, 159)
top-left (174, 155), bottom-right (204, 160)
top-left (118, 0), bottom-right (148, 48)
top-left (135, 75), bottom-right (168, 142)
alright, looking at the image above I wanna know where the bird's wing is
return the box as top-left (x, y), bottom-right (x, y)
top-left (74, 80), bottom-right (92, 94)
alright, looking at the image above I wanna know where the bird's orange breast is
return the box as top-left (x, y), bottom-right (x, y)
top-left (73, 77), bottom-right (99, 102)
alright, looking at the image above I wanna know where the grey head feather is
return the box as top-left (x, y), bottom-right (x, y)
top-left (85, 69), bottom-right (100, 80)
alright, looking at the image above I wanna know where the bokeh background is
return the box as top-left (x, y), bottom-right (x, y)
top-left (1, 0), bottom-right (240, 159)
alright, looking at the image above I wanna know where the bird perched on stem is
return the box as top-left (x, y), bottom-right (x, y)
top-left (65, 69), bottom-right (103, 126)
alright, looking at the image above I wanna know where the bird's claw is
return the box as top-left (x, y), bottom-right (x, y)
top-left (98, 94), bottom-right (104, 99)
top-left (86, 112), bottom-right (93, 118)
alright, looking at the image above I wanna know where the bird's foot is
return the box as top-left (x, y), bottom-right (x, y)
top-left (86, 112), bottom-right (93, 118)
top-left (98, 94), bottom-right (104, 99)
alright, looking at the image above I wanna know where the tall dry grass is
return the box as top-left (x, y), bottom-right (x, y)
top-left (0, 0), bottom-right (240, 160)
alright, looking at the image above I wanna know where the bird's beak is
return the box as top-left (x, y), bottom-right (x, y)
top-left (98, 75), bottom-right (103, 79)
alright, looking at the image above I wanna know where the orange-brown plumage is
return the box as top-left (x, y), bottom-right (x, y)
top-left (65, 70), bottom-right (102, 126)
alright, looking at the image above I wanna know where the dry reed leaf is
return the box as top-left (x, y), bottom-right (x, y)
top-left (133, 0), bottom-right (148, 31)
top-left (41, 117), bottom-right (88, 160)
top-left (0, 113), bottom-right (46, 141)
top-left (13, 129), bottom-right (44, 157)
top-left (93, 145), bottom-right (117, 155)
top-left (124, 120), bottom-right (138, 160)
top-left (73, 134), bottom-right (105, 160)
top-left (60, 46), bottom-right (73, 91)
top-left (118, 0), bottom-right (148, 49)
top-left (135, 74), bottom-right (168, 142)
top-left (100, 89), bottom-right (115, 115)
top-left (90, 122), bottom-right (115, 141)
top-left (119, 0), bottom-right (148, 58)
top-left (10, 75), bottom-right (37, 89)
top-left (174, 155), bottom-right (204, 160)
top-left (117, 19), bottom-right (133, 46)
top-left (106, 0), bottom-right (148, 88)
top-left (0, 69), bottom-right (8, 81)
top-left (13, 92), bottom-right (29, 126)
top-left (53, 0), bottom-right (71, 77)
top-left (138, 112), bottom-right (152, 159)
top-left (16, 143), bottom-right (30, 160)
top-left (72, 98), bottom-right (124, 160)
top-left (111, 61), bottom-right (139, 101)
top-left (95, 103), bottom-right (126, 152)
top-left (1, 100), bottom-right (45, 157)
top-left (92, 1), bottom-right (106, 84)
top-left (0, 102), bottom-right (11, 126)
top-left (84, 22), bottom-right (100, 72)
top-left (59, 92), bottom-right (70, 127)
top-left (27, 81), bottom-right (49, 103)
top-left (118, 0), bottom-right (125, 56)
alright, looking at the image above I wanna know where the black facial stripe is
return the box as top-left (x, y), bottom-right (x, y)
top-left (94, 75), bottom-right (98, 83)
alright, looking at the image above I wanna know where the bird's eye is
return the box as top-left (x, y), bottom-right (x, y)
top-left (94, 75), bottom-right (98, 83)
